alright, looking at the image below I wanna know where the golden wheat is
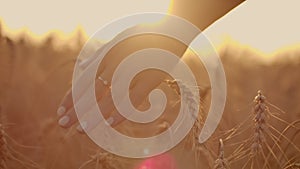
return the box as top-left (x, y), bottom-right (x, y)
top-left (165, 79), bottom-right (215, 168)
top-left (0, 124), bottom-right (7, 169)
top-left (214, 139), bottom-right (229, 169)
top-left (2, 20), bottom-right (300, 169)
top-left (0, 107), bottom-right (42, 169)
top-left (218, 91), bottom-right (300, 169)
top-left (79, 150), bottom-right (125, 169)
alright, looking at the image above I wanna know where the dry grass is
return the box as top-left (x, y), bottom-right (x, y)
top-left (214, 139), bottom-right (229, 169)
top-left (1, 20), bottom-right (300, 169)
top-left (216, 91), bottom-right (300, 169)
top-left (0, 123), bottom-right (7, 169)
top-left (0, 109), bottom-right (41, 169)
top-left (165, 79), bottom-right (215, 168)
top-left (79, 150), bottom-right (125, 169)
top-left (0, 123), bottom-right (42, 169)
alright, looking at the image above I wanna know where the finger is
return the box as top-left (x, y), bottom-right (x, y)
top-left (57, 48), bottom-right (107, 115)
top-left (59, 90), bottom-right (109, 129)
top-left (57, 73), bottom-right (94, 118)
top-left (74, 69), bottom-right (175, 132)
top-left (76, 107), bottom-right (125, 133)
top-left (75, 80), bottom-right (137, 133)
top-left (124, 72), bottom-right (167, 112)
top-left (98, 91), bottom-right (115, 118)
top-left (75, 72), bottom-right (196, 134)
top-left (58, 77), bottom-right (110, 128)
top-left (94, 73), bottom-right (115, 117)
top-left (59, 88), bottom-right (103, 128)
top-left (108, 111), bottom-right (126, 128)
top-left (57, 89), bottom-right (73, 117)
top-left (58, 106), bottom-right (78, 128)
top-left (96, 70), bottom-right (166, 122)
top-left (102, 76), bottom-right (176, 126)
top-left (75, 100), bottom-right (115, 133)
top-left (75, 85), bottom-right (122, 133)
top-left (109, 83), bottom-right (180, 132)
top-left (57, 76), bottom-right (107, 117)
top-left (76, 81), bottom-right (179, 134)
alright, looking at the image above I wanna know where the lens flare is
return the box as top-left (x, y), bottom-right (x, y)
top-left (136, 153), bottom-right (178, 169)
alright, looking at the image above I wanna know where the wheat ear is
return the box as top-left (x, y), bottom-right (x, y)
top-left (165, 79), bottom-right (215, 168)
top-left (223, 90), bottom-right (300, 169)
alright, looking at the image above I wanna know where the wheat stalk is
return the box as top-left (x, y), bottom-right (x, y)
top-left (0, 123), bottom-right (43, 169)
top-left (165, 79), bottom-right (215, 168)
top-left (220, 90), bottom-right (300, 169)
top-left (0, 124), bottom-right (8, 169)
top-left (79, 150), bottom-right (125, 169)
top-left (0, 106), bottom-right (42, 169)
top-left (214, 139), bottom-right (229, 169)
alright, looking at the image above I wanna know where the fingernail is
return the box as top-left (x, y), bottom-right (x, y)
top-left (106, 117), bottom-right (114, 126)
top-left (76, 121), bottom-right (88, 133)
top-left (57, 106), bottom-right (66, 116)
top-left (58, 116), bottom-right (70, 127)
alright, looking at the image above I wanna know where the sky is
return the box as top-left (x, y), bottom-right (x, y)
top-left (0, 0), bottom-right (170, 35)
top-left (1, 0), bottom-right (300, 53)
top-left (203, 0), bottom-right (300, 53)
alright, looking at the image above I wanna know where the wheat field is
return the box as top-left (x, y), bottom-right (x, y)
top-left (0, 20), bottom-right (299, 169)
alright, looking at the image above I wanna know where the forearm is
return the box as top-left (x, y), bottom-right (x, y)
top-left (106, 0), bottom-right (245, 57)
top-left (96, 0), bottom-right (246, 84)
top-left (170, 0), bottom-right (245, 30)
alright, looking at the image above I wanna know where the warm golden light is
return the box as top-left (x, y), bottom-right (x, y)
top-left (0, 0), bottom-right (171, 36)
top-left (204, 0), bottom-right (300, 54)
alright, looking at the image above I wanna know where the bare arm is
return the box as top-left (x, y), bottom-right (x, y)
top-left (58, 0), bottom-right (245, 130)
top-left (170, 0), bottom-right (245, 30)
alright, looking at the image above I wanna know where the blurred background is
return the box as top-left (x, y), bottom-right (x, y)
top-left (0, 0), bottom-right (300, 169)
